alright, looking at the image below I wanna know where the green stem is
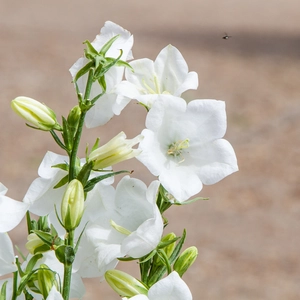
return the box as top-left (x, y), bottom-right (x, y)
top-left (62, 230), bottom-right (74, 300)
top-left (68, 111), bottom-right (86, 181)
top-left (11, 271), bottom-right (18, 300)
top-left (68, 68), bottom-right (94, 182)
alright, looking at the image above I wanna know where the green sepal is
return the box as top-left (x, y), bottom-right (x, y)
top-left (25, 253), bottom-right (43, 274)
top-left (84, 170), bottom-right (130, 192)
top-left (99, 35), bottom-right (120, 56)
top-left (147, 229), bottom-right (186, 286)
top-left (55, 245), bottom-right (75, 266)
top-left (73, 60), bottom-right (94, 82)
top-left (61, 116), bottom-right (73, 151)
top-left (32, 230), bottom-right (63, 249)
top-left (53, 174), bottom-right (69, 189)
top-left (83, 40), bottom-right (98, 60)
top-left (51, 162), bottom-right (68, 172)
top-left (97, 75), bottom-right (106, 93)
top-left (173, 196), bottom-right (209, 205)
top-left (33, 244), bottom-right (51, 254)
top-left (74, 222), bottom-right (88, 254)
top-left (157, 237), bottom-right (180, 249)
top-left (0, 281), bottom-right (8, 300)
top-left (17, 270), bottom-right (39, 296)
top-left (76, 161), bottom-right (94, 187)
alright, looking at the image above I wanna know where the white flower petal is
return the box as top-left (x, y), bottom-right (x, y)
top-left (46, 287), bottom-right (63, 300)
top-left (0, 233), bottom-right (17, 276)
top-left (155, 45), bottom-right (198, 95)
top-left (148, 271), bottom-right (192, 300)
top-left (192, 139), bottom-right (238, 185)
top-left (159, 166), bottom-right (202, 202)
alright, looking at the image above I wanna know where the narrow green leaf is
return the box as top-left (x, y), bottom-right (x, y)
top-left (99, 35), bottom-right (120, 56)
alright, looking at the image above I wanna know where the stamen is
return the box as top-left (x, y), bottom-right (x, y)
top-left (110, 220), bottom-right (132, 236)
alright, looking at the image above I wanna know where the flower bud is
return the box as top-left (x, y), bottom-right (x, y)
top-left (61, 179), bottom-right (84, 231)
top-left (26, 233), bottom-right (45, 254)
top-left (11, 96), bottom-right (61, 131)
top-left (105, 270), bottom-right (148, 298)
top-left (89, 132), bottom-right (143, 170)
top-left (173, 246), bottom-right (198, 277)
top-left (37, 264), bottom-right (58, 299)
top-left (67, 105), bottom-right (81, 129)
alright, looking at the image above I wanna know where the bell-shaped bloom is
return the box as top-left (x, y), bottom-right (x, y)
top-left (23, 151), bottom-right (113, 216)
top-left (116, 44), bottom-right (198, 108)
top-left (0, 183), bottom-right (29, 232)
top-left (69, 21), bottom-right (134, 128)
top-left (11, 96), bottom-right (61, 131)
top-left (89, 132), bottom-right (143, 169)
top-left (122, 271), bottom-right (192, 300)
top-left (137, 95), bottom-right (238, 202)
top-left (77, 176), bottom-right (163, 277)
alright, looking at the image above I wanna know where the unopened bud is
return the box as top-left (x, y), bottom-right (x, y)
top-left (61, 179), bottom-right (84, 231)
top-left (105, 270), bottom-right (148, 298)
top-left (173, 246), bottom-right (198, 277)
top-left (37, 264), bottom-right (58, 299)
top-left (67, 105), bottom-right (81, 129)
top-left (26, 233), bottom-right (45, 254)
top-left (89, 132), bottom-right (143, 170)
top-left (11, 96), bottom-right (61, 131)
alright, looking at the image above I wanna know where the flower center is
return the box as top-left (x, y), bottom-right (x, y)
top-left (167, 139), bottom-right (189, 162)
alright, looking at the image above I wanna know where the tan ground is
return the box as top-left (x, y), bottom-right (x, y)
top-left (1, 0), bottom-right (300, 299)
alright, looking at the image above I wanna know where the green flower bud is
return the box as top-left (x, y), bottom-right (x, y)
top-left (67, 105), bottom-right (81, 129)
top-left (105, 270), bottom-right (148, 298)
top-left (37, 264), bottom-right (58, 299)
top-left (11, 96), bottom-right (61, 131)
top-left (61, 179), bottom-right (84, 231)
top-left (173, 246), bottom-right (198, 277)
top-left (89, 132), bottom-right (143, 170)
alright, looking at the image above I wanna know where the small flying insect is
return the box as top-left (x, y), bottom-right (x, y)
top-left (222, 33), bottom-right (232, 40)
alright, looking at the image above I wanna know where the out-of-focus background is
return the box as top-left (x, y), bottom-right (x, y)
top-left (1, 0), bottom-right (300, 299)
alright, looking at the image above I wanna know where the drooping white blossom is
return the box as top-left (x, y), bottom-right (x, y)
top-left (78, 176), bottom-right (163, 277)
top-left (137, 95), bottom-right (238, 202)
top-left (116, 44), bottom-right (198, 108)
top-left (0, 183), bottom-right (29, 232)
top-left (70, 21), bottom-right (134, 128)
top-left (122, 271), bottom-right (192, 300)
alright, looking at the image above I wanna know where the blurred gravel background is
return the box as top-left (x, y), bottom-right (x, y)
top-left (1, 0), bottom-right (300, 299)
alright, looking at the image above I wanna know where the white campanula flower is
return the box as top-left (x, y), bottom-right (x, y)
top-left (77, 177), bottom-right (163, 277)
top-left (122, 271), bottom-right (192, 300)
top-left (70, 21), bottom-right (134, 128)
top-left (116, 44), bottom-right (198, 109)
top-left (23, 151), bottom-right (113, 216)
top-left (0, 183), bottom-right (29, 232)
top-left (137, 95), bottom-right (238, 202)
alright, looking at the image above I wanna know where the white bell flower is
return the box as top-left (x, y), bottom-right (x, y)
top-left (116, 44), bottom-right (198, 108)
top-left (137, 95), bottom-right (238, 202)
top-left (0, 183), bottom-right (29, 232)
top-left (81, 176), bottom-right (163, 277)
top-left (69, 21), bottom-right (134, 128)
